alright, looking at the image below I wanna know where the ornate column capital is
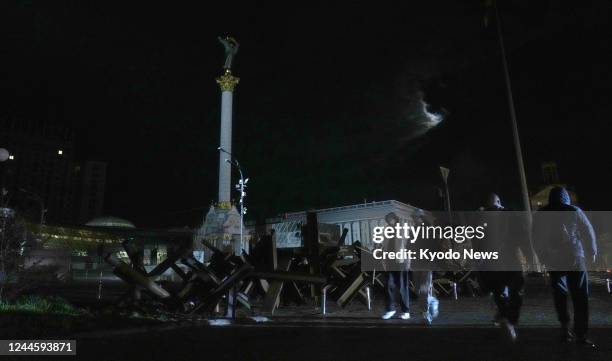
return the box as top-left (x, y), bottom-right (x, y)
top-left (216, 70), bottom-right (240, 92)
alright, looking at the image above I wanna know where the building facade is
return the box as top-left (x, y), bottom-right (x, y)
top-left (1, 119), bottom-right (107, 225)
top-left (75, 161), bottom-right (107, 224)
top-left (0, 119), bottom-right (75, 224)
top-left (530, 162), bottom-right (578, 209)
top-left (257, 200), bottom-right (424, 249)
top-left (28, 216), bottom-right (193, 281)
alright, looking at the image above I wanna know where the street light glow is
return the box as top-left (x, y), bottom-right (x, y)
top-left (58, 150), bottom-right (63, 155)
top-left (0, 148), bottom-right (9, 162)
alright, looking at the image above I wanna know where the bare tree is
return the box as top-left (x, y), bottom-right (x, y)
top-left (0, 207), bottom-right (27, 301)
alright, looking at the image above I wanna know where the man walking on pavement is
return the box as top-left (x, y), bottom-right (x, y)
top-left (533, 186), bottom-right (597, 348)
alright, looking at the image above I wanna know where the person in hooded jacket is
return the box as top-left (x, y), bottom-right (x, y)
top-left (533, 186), bottom-right (597, 348)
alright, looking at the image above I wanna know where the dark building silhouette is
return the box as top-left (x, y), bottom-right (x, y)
top-left (531, 162), bottom-right (577, 209)
top-left (541, 161), bottom-right (560, 185)
top-left (75, 160), bottom-right (107, 224)
top-left (0, 119), bottom-right (75, 224)
top-left (0, 119), bottom-right (106, 225)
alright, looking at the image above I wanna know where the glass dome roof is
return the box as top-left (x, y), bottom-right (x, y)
top-left (85, 216), bottom-right (136, 229)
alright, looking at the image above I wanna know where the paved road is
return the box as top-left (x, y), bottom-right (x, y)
top-left (10, 275), bottom-right (610, 361)
top-left (11, 323), bottom-right (609, 361)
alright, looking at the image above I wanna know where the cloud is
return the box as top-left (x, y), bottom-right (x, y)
top-left (402, 92), bottom-right (444, 140)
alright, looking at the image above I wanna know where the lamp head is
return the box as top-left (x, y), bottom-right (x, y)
top-left (0, 148), bottom-right (9, 162)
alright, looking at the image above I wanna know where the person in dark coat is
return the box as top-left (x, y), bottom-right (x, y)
top-left (381, 212), bottom-right (411, 320)
top-left (533, 186), bottom-right (597, 347)
top-left (478, 193), bottom-right (531, 342)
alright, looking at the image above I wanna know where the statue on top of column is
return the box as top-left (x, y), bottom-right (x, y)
top-left (218, 36), bottom-right (239, 71)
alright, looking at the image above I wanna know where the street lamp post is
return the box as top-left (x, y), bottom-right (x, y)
top-left (493, 0), bottom-right (538, 271)
top-left (233, 164), bottom-right (248, 254)
top-left (0, 149), bottom-right (8, 163)
top-left (439, 166), bottom-right (452, 224)
top-left (218, 147), bottom-right (248, 254)
top-left (493, 0), bottom-right (531, 216)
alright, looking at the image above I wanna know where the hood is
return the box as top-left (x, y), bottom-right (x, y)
top-left (548, 186), bottom-right (571, 206)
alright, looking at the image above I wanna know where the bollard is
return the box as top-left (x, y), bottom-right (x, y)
top-left (322, 286), bottom-right (327, 315)
top-left (97, 270), bottom-right (103, 300)
top-left (322, 285), bottom-right (332, 315)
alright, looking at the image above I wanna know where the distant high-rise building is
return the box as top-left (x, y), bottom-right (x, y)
top-left (75, 161), bottom-right (107, 224)
top-left (0, 118), bottom-right (75, 224)
top-left (0, 118), bottom-right (107, 225)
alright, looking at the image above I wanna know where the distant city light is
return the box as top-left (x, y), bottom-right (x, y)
top-left (58, 150), bottom-right (63, 155)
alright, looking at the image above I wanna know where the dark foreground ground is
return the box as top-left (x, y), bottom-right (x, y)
top-left (4, 323), bottom-right (611, 361)
top-left (2, 275), bottom-right (610, 361)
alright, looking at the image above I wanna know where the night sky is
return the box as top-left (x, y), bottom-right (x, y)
top-left (2, 1), bottom-right (611, 227)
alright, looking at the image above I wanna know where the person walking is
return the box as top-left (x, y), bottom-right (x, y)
top-left (381, 212), bottom-right (411, 320)
top-left (479, 193), bottom-right (531, 341)
top-left (533, 186), bottom-right (597, 348)
top-left (411, 210), bottom-right (439, 324)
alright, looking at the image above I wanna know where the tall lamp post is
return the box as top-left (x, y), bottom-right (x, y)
top-left (493, 0), bottom-right (530, 215)
top-left (440, 166), bottom-right (452, 224)
top-left (493, 0), bottom-right (537, 271)
top-left (218, 147), bottom-right (248, 254)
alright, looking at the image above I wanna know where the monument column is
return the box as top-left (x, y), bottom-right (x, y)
top-left (198, 36), bottom-right (244, 259)
top-left (216, 70), bottom-right (239, 207)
